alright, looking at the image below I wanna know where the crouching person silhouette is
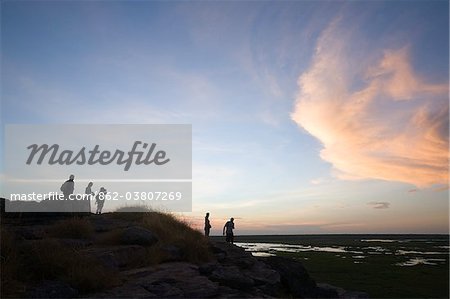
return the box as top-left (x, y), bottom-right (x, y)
top-left (95, 187), bottom-right (107, 215)
top-left (223, 217), bottom-right (235, 243)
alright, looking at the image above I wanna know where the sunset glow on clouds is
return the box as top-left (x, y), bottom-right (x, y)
top-left (292, 20), bottom-right (449, 188)
top-left (2, 1), bottom-right (448, 233)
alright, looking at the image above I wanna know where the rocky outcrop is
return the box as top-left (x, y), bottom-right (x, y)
top-left (317, 283), bottom-right (370, 299)
top-left (88, 241), bottom-right (346, 298)
top-left (91, 263), bottom-right (220, 298)
top-left (1, 211), bottom-right (368, 298)
top-left (120, 226), bottom-right (158, 246)
top-left (83, 245), bottom-right (148, 269)
top-left (262, 256), bottom-right (338, 298)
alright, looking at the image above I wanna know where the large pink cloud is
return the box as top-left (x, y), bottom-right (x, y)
top-left (291, 22), bottom-right (449, 188)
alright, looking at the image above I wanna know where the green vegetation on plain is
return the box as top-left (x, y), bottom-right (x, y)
top-left (232, 234), bottom-right (449, 298)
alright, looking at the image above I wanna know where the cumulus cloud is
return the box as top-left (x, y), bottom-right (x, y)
top-left (291, 20), bottom-right (449, 188)
top-left (367, 202), bottom-right (390, 209)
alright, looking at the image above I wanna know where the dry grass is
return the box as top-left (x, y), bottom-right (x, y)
top-left (107, 205), bottom-right (152, 222)
top-left (96, 228), bottom-right (124, 245)
top-left (1, 232), bottom-right (120, 296)
top-left (1, 229), bottom-right (25, 298)
top-left (26, 239), bottom-right (120, 292)
top-left (1, 207), bottom-right (211, 297)
top-left (140, 211), bottom-right (212, 263)
top-left (106, 208), bottom-right (212, 264)
top-left (47, 217), bottom-right (94, 239)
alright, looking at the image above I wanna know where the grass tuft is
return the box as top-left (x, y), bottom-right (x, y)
top-left (1, 229), bottom-right (25, 298)
top-left (47, 217), bottom-right (94, 239)
top-left (106, 207), bottom-right (212, 264)
top-left (27, 238), bottom-right (120, 293)
top-left (140, 211), bottom-right (212, 263)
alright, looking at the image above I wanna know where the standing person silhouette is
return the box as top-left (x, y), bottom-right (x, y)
top-left (95, 187), bottom-right (107, 215)
top-left (60, 174), bottom-right (75, 200)
top-left (204, 212), bottom-right (212, 236)
top-left (85, 182), bottom-right (94, 198)
top-left (85, 182), bottom-right (94, 213)
top-left (223, 217), bottom-right (235, 243)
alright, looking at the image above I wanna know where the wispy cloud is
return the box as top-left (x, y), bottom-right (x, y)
top-left (367, 201), bottom-right (391, 209)
top-left (291, 19), bottom-right (449, 188)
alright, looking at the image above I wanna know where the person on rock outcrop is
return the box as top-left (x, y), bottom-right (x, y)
top-left (223, 217), bottom-right (235, 243)
top-left (204, 212), bottom-right (212, 236)
top-left (85, 182), bottom-right (95, 213)
top-left (95, 187), bottom-right (107, 215)
top-left (60, 174), bottom-right (75, 200)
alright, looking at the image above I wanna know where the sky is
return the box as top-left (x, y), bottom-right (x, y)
top-left (1, 0), bottom-right (449, 234)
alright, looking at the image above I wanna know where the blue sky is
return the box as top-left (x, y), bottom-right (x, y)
top-left (1, 1), bottom-right (448, 234)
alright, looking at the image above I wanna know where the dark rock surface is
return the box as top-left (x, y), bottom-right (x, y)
top-left (88, 241), bottom-right (351, 298)
top-left (1, 209), bottom-right (368, 298)
top-left (262, 255), bottom-right (323, 297)
top-left (58, 238), bottom-right (93, 248)
top-left (92, 263), bottom-right (220, 298)
top-left (89, 216), bottom-right (132, 232)
top-left (27, 280), bottom-right (79, 298)
top-left (12, 226), bottom-right (47, 240)
top-left (160, 244), bottom-right (184, 262)
top-left (120, 226), bottom-right (158, 246)
top-left (83, 245), bottom-right (147, 269)
top-left (318, 283), bottom-right (370, 299)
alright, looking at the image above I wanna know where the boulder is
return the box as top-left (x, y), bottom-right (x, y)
top-left (120, 226), bottom-right (158, 246)
top-left (83, 245), bottom-right (147, 269)
top-left (89, 216), bottom-right (132, 232)
top-left (317, 283), bottom-right (369, 299)
top-left (210, 265), bottom-right (255, 290)
top-left (95, 263), bottom-right (220, 298)
top-left (27, 280), bottom-right (79, 298)
top-left (244, 260), bottom-right (280, 285)
top-left (199, 262), bottom-right (220, 275)
top-left (211, 241), bottom-right (256, 268)
top-left (262, 256), bottom-right (331, 298)
top-left (142, 263), bottom-right (219, 298)
top-left (160, 244), bottom-right (183, 261)
top-left (86, 283), bottom-right (155, 298)
top-left (58, 238), bottom-right (93, 249)
top-left (142, 282), bottom-right (184, 297)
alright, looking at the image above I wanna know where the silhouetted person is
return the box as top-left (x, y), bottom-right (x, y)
top-left (223, 217), bottom-right (235, 243)
top-left (85, 182), bottom-right (94, 213)
top-left (95, 187), bottom-right (107, 215)
top-left (60, 174), bottom-right (75, 200)
top-left (204, 212), bottom-right (212, 236)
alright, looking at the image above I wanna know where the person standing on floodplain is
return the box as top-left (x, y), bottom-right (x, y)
top-left (223, 217), bottom-right (235, 243)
